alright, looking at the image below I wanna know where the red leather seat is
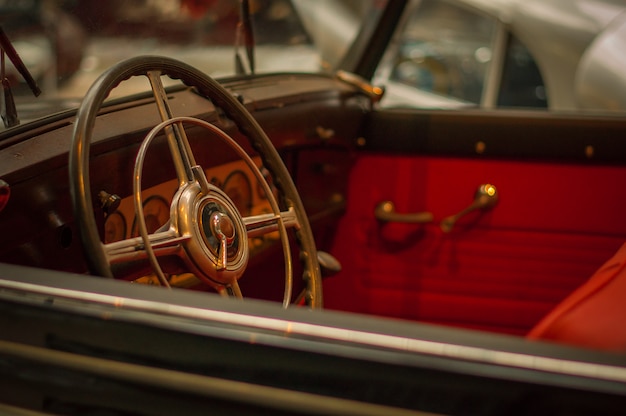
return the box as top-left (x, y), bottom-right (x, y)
top-left (527, 242), bottom-right (626, 352)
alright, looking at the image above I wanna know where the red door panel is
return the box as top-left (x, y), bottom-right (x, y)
top-left (325, 154), bottom-right (626, 335)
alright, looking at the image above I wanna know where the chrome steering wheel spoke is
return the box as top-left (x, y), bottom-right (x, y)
top-left (244, 207), bottom-right (299, 238)
top-left (103, 229), bottom-right (187, 264)
top-left (146, 70), bottom-right (196, 186)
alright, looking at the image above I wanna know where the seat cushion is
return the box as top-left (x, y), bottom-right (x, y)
top-left (527, 242), bottom-right (626, 352)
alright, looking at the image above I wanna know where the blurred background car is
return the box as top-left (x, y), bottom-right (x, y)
top-left (364, 0), bottom-right (626, 112)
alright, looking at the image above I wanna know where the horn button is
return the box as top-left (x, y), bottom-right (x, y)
top-left (211, 211), bottom-right (235, 244)
top-left (200, 202), bottom-right (240, 261)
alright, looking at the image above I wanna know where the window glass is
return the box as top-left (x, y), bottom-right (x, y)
top-left (378, 0), bottom-right (496, 104)
top-left (498, 35), bottom-right (548, 108)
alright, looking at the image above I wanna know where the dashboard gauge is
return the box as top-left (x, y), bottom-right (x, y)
top-left (223, 170), bottom-right (252, 216)
top-left (104, 211), bottom-right (126, 243)
top-left (132, 195), bottom-right (170, 236)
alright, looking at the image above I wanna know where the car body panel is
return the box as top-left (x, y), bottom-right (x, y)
top-left (576, 10), bottom-right (626, 110)
top-left (2, 262), bottom-right (626, 414)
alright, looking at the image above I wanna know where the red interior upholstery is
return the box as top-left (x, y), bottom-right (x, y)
top-left (527, 242), bottom-right (626, 352)
top-left (324, 154), bottom-right (626, 335)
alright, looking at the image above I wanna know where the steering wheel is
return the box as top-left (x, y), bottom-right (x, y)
top-left (69, 56), bottom-right (322, 308)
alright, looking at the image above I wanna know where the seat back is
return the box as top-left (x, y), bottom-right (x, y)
top-left (527, 243), bottom-right (626, 352)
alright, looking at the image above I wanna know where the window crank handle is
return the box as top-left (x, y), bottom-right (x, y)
top-left (441, 184), bottom-right (498, 233)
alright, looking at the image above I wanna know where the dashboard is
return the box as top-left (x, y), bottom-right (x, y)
top-left (104, 157), bottom-right (277, 287)
top-left (105, 157), bottom-right (275, 241)
top-left (0, 73), bottom-right (366, 280)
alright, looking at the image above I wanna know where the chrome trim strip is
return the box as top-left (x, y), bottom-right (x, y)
top-left (1, 277), bottom-right (626, 385)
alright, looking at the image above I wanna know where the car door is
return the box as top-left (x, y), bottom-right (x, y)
top-left (324, 109), bottom-right (626, 336)
top-left (323, 0), bottom-right (626, 336)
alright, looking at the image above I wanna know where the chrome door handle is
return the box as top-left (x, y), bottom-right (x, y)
top-left (441, 184), bottom-right (498, 233)
top-left (375, 201), bottom-right (434, 223)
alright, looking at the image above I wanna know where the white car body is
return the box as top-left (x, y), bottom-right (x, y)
top-left (371, 0), bottom-right (626, 112)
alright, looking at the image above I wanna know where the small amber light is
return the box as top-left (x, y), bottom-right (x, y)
top-left (485, 184), bottom-right (496, 196)
top-left (0, 179), bottom-right (10, 212)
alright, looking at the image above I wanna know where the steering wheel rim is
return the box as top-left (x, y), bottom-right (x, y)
top-left (68, 55), bottom-right (322, 308)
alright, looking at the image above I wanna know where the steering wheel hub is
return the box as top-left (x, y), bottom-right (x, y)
top-left (172, 182), bottom-right (249, 285)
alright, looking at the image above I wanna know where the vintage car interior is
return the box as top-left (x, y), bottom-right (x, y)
top-left (1, 0), bottom-right (626, 414)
